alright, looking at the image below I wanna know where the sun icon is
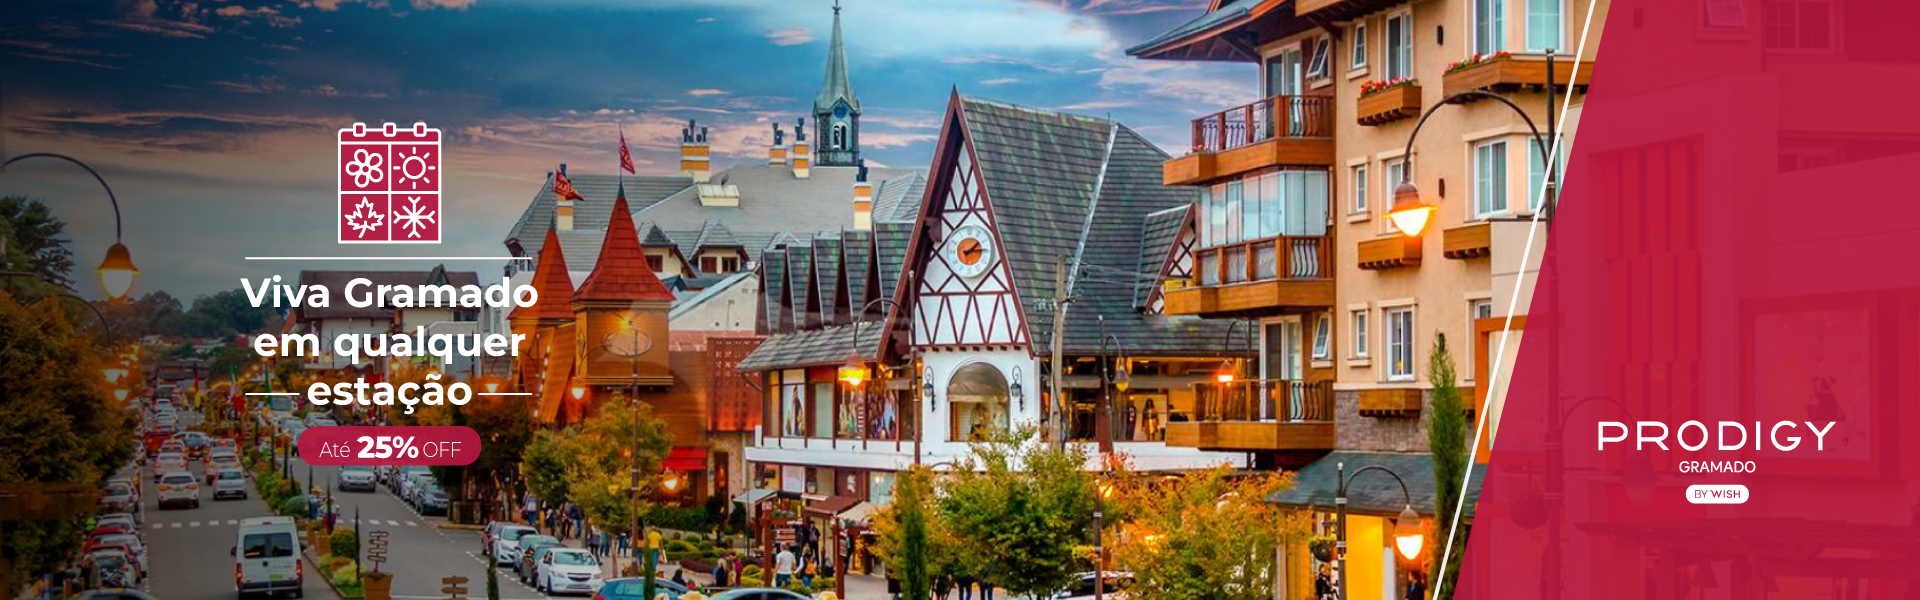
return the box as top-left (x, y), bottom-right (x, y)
top-left (391, 145), bottom-right (437, 191)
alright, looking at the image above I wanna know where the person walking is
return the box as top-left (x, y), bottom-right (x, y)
top-left (774, 544), bottom-right (796, 589)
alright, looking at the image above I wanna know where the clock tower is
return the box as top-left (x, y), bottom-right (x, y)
top-left (813, 0), bottom-right (861, 167)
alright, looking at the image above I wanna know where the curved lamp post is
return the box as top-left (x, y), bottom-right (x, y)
top-left (835, 297), bottom-right (902, 600)
top-left (1336, 463), bottom-right (1426, 600)
top-left (0, 153), bottom-right (140, 301)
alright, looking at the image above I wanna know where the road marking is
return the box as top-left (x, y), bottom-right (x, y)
top-left (189, 521), bottom-right (201, 527)
top-left (405, 521), bottom-right (418, 527)
top-left (228, 519), bottom-right (239, 525)
top-left (388, 520), bottom-right (401, 526)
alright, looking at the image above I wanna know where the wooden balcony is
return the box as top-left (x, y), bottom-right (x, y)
top-left (1357, 236), bottom-right (1422, 270)
top-left (1165, 95), bottom-right (1335, 186)
top-left (1357, 84), bottom-right (1422, 126)
top-left (1442, 53), bottom-right (1594, 100)
top-left (1166, 380), bottom-right (1336, 452)
top-left (1162, 235), bottom-right (1335, 317)
top-left (1358, 388), bottom-right (1423, 417)
top-left (1443, 222), bottom-right (1492, 259)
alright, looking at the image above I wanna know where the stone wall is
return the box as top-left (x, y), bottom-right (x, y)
top-left (1333, 389), bottom-right (1433, 452)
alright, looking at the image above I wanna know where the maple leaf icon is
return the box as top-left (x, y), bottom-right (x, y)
top-left (345, 198), bottom-right (384, 237)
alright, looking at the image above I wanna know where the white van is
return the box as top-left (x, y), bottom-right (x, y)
top-left (233, 516), bottom-right (302, 599)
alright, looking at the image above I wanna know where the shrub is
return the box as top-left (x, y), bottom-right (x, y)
top-left (665, 540), bottom-right (699, 555)
top-left (739, 576), bottom-right (764, 587)
top-left (280, 495), bottom-right (309, 518)
top-left (331, 529), bottom-right (360, 560)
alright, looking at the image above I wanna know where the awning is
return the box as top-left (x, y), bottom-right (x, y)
top-left (837, 501), bottom-right (878, 524)
top-left (804, 495), bottom-right (861, 518)
top-left (732, 488), bottom-right (777, 506)
top-left (662, 447), bottom-right (707, 471)
top-left (1268, 451), bottom-right (1487, 518)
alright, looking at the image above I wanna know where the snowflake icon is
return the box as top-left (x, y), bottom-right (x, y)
top-left (344, 198), bottom-right (385, 238)
top-left (395, 196), bottom-right (437, 239)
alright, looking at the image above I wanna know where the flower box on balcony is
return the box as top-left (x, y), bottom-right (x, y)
top-left (1358, 236), bottom-right (1422, 270)
top-left (1358, 388), bottom-right (1423, 417)
top-left (1357, 81), bottom-right (1421, 126)
top-left (1442, 53), bottom-right (1592, 101)
top-left (1442, 222), bottom-right (1492, 259)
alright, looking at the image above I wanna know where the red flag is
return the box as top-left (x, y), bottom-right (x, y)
top-left (552, 169), bottom-right (584, 201)
top-left (618, 128), bottom-right (636, 174)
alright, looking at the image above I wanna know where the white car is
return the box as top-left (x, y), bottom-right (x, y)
top-left (235, 516), bottom-right (302, 598)
top-left (534, 548), bottom-right (603, 595)
top-left (152, 453), bottom-right (188, 482)
top-left (156, 471), bottom-right (200, 509)
top-left (337, 466), bottom-right (376, 492)
top-left (213, 468), bottom-right (249, 500)
top-left (488, 524), bottom-right (537, 566)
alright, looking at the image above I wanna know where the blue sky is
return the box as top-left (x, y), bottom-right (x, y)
top-left (0, 0), bottom-right (1251, 300)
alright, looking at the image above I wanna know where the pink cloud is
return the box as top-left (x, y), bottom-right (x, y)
top-left (766, 28), bottom-right (814, 46)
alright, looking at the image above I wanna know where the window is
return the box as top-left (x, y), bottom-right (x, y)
top-left (1311, 314), bottom-right (1331, 360)
top-left (780, 371), bottom-right (806, 437)
top-left (1351, 310), bottom-right (1370, 358)
top-left (1386, 307), bottom-right (1415, 381)
top-left (1265, 321), bottom-right (1304, 381)
top-left (811, 382), bottom-right (834, 437)
top-left (1474, 139), bottom-right (1509, 218)
top-left (242, 533), bottom-right (295, 559)
top-left (1351, 164), bottom-right (1369, 214)
top-left (1527, 134), bottom-right (1566, 211)
top-left (1266, 49), bottom-right (1303, 97)
top-left (1386, 12), bottom-right (1414, 80)
top-left (1527, 0), bottom-right (1564, 51)
top-left (1307, 36), bottom-right (1332, 80)
top-left (1351, 23), bottom-right (1369, 69)
top-left (646, 255), bottom-right (665, 272)
top-left (1468, 299), bottom-right (1493, 377)
top-left (1762, 0), bottom-right (1835, 52)
top-left (1475, 0), bottom-right (1507, 55)
top-left (1702, 0), bottom-right (1750, 32)
top-left (1199, 169), bottom-right (1330, 248)
top-left (832, 123), bottom-right (849, 149)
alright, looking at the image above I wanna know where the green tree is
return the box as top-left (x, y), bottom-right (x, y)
top-left (871, 466), bottom-right (961, 600)
top-left (0, 292), bottom-right (136, 594)
top-left (1108, 466), bottom-right (1304, 600)
top-left (520, 430), bottom-right (572, 505)
top-left (1427, 333), bottom-right (1468, 599)
top-left (938, 428), bottom-right (1095, 598)
top-left (183, 288), bottom-right (282, 337)
top-left (0, 197), bottom-right (75, 289)
top-left (562, 402), bottom-right (673, 535)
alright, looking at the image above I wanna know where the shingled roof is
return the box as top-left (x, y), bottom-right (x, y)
top-left (1270, 451), bottom-right (1488, 518)
top-left (945, 96), bottom-right (1234, 357)
top-left (574, 195), bottom-right (676, 303)
top-left (512, 227), bottom-right (575, 322)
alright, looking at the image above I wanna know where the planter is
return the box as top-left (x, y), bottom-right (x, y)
top-left (314, 533), bottom-right (333, 557)
top-left (1356, 84), bottom-right (1422, 126)
top-left (363, 572), bottom-right (393, 600)
top-left (1309, 536), bottom-right (1336, 562)
top-left (1442, 53), bottom-right (1592, 100)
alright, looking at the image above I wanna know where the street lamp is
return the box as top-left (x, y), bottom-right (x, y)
top-left (1097, 315), bottom-right (1127, 452)
top-left (0, 153), bottom-right (140, 301)
top-left (1092, 477), bottom-right (1117, 600)
top-left (1387, 181), bottom-right (1436, 238)
top-left (1335, 462), bottom-right (1424, 600)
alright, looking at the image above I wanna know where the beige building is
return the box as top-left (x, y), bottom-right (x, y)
top-left (1131, 0), bottom-right (1599, 597)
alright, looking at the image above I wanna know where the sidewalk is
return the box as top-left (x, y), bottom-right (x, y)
top-left (538, 531), bottom-right (901, 599)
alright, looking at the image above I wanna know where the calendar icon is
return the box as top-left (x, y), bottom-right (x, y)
top-left (337, 122), bottom-right (441, 243)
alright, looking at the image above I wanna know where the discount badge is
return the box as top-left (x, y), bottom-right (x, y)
top-left (296, 426), bottom-right (481, 466)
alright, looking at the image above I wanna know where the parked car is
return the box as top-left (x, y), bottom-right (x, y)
top-left (100, 480), bottom-right (138, 514)
top-left (390, 466), bottom-right (429, 493)
top-left (86, 549), bottom-right (139, 589)
top-left (156, 471), bottom-right (200, 509)
top-left (418, 487), bottom-right (449, 516)
top-left (96, 513), bottom-right (140, 534)
top-left (513, 535), bottom-right (560, 583)
top-left (72, 588), bottom-right (161, 600)
top-left (594, 578), bottom-right (689, 600)
top-left (699, 589), bottom-right (807, 600)
top-left (534, 547), bottom-right (603, 595)
top-left (84, 533), bottom-right (147, 577)
top-left (213, 468), bottom-right (249, 500)
top-left (485, 523), bottom-right (537, 566)
top-left (337, 466), bottom-right (377, 492)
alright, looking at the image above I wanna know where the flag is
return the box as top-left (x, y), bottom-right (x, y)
top-left (618, 128), bottom-right (636, 174)
top-left (553, 169), bottom-right (584, 201)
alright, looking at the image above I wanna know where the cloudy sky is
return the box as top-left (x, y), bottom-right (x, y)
top-left (0, 0), bottom-right (1250, 301)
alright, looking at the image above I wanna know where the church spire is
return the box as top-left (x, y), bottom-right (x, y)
top-left (813, 0), bottom-right (861, 167)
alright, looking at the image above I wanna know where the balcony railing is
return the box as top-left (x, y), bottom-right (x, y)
top-left (1191, 95), bottom-right (1335, 154)
top-left (1196, 234), bottom-right (1331, 286)
top-left (1195, 379), bottom-right (1335, 422)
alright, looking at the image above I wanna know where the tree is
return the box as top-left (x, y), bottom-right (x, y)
top-left (520, 430), bottom-right (572, 506)
top-left (0, 292), bottom-right (136, 594)
top-left (871, 466), bottom-right (965, 600)
top-left (0, 197), bottom-right (75, 289)
top-left (937, 427), bottom-right (1095, 598)
top-left (184, 288), bottom-right (282, 337)
top-left (1427, 333), bottom-right (1468, 599)
top-left (561, 402), bottom-right (673, 535)
top-left (1108, 465), bottom-right (1304, 600)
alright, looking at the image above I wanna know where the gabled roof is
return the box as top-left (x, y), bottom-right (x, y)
top-left (1271, 451), bottom-right (1489, 519)
top-left (870, 172), bottom-right (928, 225)
top-left (574, 195), bottom-right (676, 303)
top-left (1135, 205), bottom-right (1191, 310)
top-left (738, 321), bottom-right (882, 372)
top-left (1125, 0), bottom-right (1315, 63)
top-left (512, 227), bottom-right (576, 322)
top-left (506, 173), bottom-right (690, 258)
top-left (694, 220), bottom-right (743, 250)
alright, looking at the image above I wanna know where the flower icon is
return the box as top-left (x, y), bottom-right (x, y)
top-left (345, 148), bottom-right (385, 188)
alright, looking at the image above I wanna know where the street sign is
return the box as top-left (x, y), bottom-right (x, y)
top-left (366, 531), bottom-right (390, 572)
top-left (442, 576), bottom-right (469, 600)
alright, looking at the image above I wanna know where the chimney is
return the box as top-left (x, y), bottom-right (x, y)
top-left (767, 122), bottom-right (788, 167)
top-left (791, 117), bottom-right (811, 179)
top-left (852, 159), bottom-right (873, 231)
top-left (554, 165), bottom-right (574, 230)
top-left (680, 119), bottom-right (711, 183)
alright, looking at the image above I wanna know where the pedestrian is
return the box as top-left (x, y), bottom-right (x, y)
top-left (569, 503), bottom-right (585, 541)
top-left (956, 574), bottom-right (974, 600)
top-left (800, 556), bottom-right (815, 590)
top-left (774, 544), bottom-right (795, 589)
top-left (712, 559), bottom-right (731, 589)
top-left (671, 568), bottom-right (687, 588)
top-left (1315, 564), bottom-right (1335, 600)
top-left (1403, 571), bottom-right (1427, 600)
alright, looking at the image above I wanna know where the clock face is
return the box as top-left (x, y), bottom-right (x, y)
top-left (602, 330), bottom-right (653, 357)
top-left (944, 224), bottom-right (997, 280)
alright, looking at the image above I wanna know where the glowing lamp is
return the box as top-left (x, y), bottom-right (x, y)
top-left (1392, 504), bottom-right (1424, 561)
top-left (113, 388), bottom-right (130, 402)
top-left (1387, 181), bottom-right (1435, 238)
top-left (838, 358), bottom-right (868, 388)
top-left (569, 381), bottom-right (588, 400)
top-left (1097, 480), bottom-right (1116, 500)
top-left (104, 368), bottom-right (125, 384)
top-left (95, 242), bottom-right (140, 302)
top-left (1215, 360), bottom-right (1236, 384)
top-left (1113, 366), bottom-right (1130, 392)
top-left (484, 381), bottom-right (501, 394)
top-left (662, 474), bottom-right (682, 493)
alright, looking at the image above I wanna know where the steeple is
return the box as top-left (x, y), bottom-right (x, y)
top-left (813, 0), bottom-right (861, 167)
